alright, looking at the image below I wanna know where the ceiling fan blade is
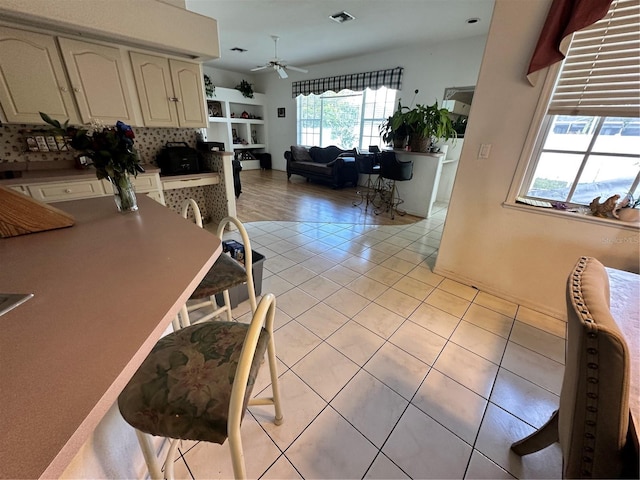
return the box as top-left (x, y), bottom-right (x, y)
top-left (286, 65), bottom-right (308, 74)
top-left (250, 65), bottom-right (269, 72)
top-left (276, 66), bottom-right (288, 79)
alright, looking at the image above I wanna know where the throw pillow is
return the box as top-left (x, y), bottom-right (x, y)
top-left (291, 145), bottom-right (312, 162)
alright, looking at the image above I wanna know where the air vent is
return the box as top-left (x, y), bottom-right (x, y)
top-left (230, 47), bottom-right (247, 52)
top-left (329, 11), bottom-right (355, 23)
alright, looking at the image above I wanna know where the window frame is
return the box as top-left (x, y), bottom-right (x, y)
top-left (522, 114), bottom-right (640, 205)
top-left (295, 87), bottom-right (397, 150)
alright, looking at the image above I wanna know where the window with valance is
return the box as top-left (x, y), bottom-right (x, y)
top-left (292, 67), bottom-right (403, 98)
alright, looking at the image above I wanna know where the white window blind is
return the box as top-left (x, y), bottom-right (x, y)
top-left (549, 0), bottom-right (640, 117)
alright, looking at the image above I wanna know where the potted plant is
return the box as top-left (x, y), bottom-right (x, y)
top-left (379, 106), bottom-right (409, 149)
top-left (405, 101), bottom-right (457, 153)
top-left (235, 79), bottom-right (254, 98)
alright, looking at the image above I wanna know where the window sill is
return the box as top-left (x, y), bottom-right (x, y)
top-left (502, 201), bottom-right (640, 231)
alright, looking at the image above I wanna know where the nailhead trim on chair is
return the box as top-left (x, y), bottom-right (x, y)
top-left (570, 256), bottom-right (601, 478)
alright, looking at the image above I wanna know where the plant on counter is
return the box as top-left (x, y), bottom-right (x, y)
top-left (380, 97), bottom-right (456, 152)
top-left (404, 101), bottom-right (456, 152)
top-left (39, 112), bottom-right (144, 212)
top-left (380, 102), bottom-right (409, 149)
top-left (235, 79), bottom-right (254, 98)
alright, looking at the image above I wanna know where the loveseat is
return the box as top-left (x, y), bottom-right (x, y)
top-left (285, 145), bottom-right (358, 188)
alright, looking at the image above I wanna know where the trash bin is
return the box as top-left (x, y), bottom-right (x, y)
top-left (255, 152), bottom-right (272, 170)
top-left (215, 242), bottom-right (265, 309)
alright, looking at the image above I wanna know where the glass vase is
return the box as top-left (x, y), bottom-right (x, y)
top-left (110, 173), bottom-right (138, 212)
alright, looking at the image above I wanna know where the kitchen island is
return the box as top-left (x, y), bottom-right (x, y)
top-left (393, 150), bottom-right (447, 218)
top-left (0, 196), bottom-right (221, 479)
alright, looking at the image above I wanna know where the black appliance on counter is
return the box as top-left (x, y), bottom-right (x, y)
top-left (156, 142), bottom-right (200, 176)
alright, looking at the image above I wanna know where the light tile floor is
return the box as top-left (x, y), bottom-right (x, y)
top-left (178, 204), bottom-right (566, 479)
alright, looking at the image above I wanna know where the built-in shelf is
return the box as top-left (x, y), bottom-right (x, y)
top-left (203, 87), bottom-right (268, 159)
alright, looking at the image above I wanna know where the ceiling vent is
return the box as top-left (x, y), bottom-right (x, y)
top-left (329, 11), bottom-right (355, 23)
top-left (230, 47), bottom-right (247, 52)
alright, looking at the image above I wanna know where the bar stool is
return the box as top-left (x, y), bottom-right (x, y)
top-left (118, 293), bottom-right (283, 480)
top-left (375, 151), bottom-right (413, 219)
top-left (179, 199), bottom-right (257, 327)
top-left (352, 151), bottom-right (381, 211)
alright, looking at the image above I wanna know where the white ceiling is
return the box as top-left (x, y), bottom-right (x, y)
top-left (185, 0), bottom-right (495, 74)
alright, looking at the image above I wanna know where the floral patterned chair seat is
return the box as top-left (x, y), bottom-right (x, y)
top-left (118, 294), bottom-right (283, 479)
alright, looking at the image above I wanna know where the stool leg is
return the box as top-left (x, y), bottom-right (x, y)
top-left (387, 180), bottom-right (398, 220)
top-left (267, 335), bottom-right (284, 425)
top-left (163, 439), bottom-right (181, 480)
top-left (352, 175), bottom-right (366, 207)
top-left (134, 430), bottom-right (163, 480)
top-left (222, 290), bottom-right (234, 322)
top-left (228, 427), bottom-right (246, 479)
top-left (387, 181), bottom-right (407, 219)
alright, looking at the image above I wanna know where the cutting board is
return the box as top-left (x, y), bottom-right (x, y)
top-left (0, 186), bottom-right (74, 238)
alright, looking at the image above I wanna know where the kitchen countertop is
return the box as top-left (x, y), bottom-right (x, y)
top-left (0, 196), bottom-right (220, 479)
top-left (0, 165), bottom-right (161, 185)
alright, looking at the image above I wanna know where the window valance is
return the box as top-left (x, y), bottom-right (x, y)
top-left (292, 67), bottom-right (403, 98)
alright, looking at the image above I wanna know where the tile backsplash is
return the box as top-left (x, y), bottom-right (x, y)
top-left (0, 123), bottom-right (200, 167)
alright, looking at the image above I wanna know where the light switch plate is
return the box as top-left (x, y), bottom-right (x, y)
top-left (478, 144), bottom-right (492, 159)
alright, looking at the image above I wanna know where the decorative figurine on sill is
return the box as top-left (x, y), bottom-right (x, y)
top-left (589, 194), bottom-right (620, 218)
top-left (613, 195), bottom-right (640, 222)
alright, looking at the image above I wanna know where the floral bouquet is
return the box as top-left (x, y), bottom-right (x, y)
top-left (40, 113), bottom-right (144, 211)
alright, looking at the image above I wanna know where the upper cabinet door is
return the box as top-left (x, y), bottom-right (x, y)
top-left (130, 51), bottom-right (177, 127)
top-left (169, 59), bottom-right (207, 128)
top-left (0, 26), bottom-right (79, 124)
top-left (57, 37), bottom-right (136, 125)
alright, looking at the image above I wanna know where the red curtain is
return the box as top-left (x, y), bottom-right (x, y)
top-left (527, 0), bottom-right (613, 83)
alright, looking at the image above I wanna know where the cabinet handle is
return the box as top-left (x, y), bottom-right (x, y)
top-left (169, 97), bottom-right (179, 102)
top-left (73, 87), bottom-right (80, 93)
top-left (65, 188), bottom-right (72, 193)
top-left (60, 86), bottom-right (68, 93)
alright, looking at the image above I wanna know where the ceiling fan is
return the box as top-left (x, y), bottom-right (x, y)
top-left (251, 35), bottom-right (308, 79)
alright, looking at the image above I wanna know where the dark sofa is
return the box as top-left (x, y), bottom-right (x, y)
top-left (285, 145), bottom-right (358, 188)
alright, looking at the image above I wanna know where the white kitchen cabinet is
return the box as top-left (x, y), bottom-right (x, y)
top-left (130, 52), bottom-right (207, 128)
top-left (57, 37), bottom-right (137, 125)
top-left (6, 171), bottom-right (165, 205)
top-left (0, 26), bottom-right (80, 124)
top-left (27, 179), bottom-right (107, 203)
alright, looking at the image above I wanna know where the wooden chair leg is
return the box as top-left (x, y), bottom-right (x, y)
top-left (511, 410), bottom-right (559, 455)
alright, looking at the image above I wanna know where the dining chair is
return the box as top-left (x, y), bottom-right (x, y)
top-left (178, 199), bottom-right (257, 327)
top-left (118, 292), bottom-right (283, 479)
top-left (511, 256), bottom-right (633, 478)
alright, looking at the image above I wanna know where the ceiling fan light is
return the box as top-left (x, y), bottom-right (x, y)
top-left (329, 11), bottom-right (355, 23)
top-left (276, 66), bottom-right (288, 79)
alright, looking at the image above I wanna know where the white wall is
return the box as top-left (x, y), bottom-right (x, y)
top-left (203, 65), bottom-right (258, 91)
top-left (254, 35), bottom-right (488, 171)
top-left (435, 0), bottom-right (640, 319)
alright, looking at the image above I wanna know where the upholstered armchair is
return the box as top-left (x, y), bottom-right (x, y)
top-left (511, 256), bottom-right (636, 478)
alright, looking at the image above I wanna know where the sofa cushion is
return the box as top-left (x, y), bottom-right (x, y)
top-left (292, 161), bottom-right (332, 176)
top-left (309, 145), bottom-right (346, 164)
top-left (290, 145), bottom-right (313, 162)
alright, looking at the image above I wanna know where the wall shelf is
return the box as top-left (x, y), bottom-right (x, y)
top-left (203, 87), bottom-right (268, 162)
